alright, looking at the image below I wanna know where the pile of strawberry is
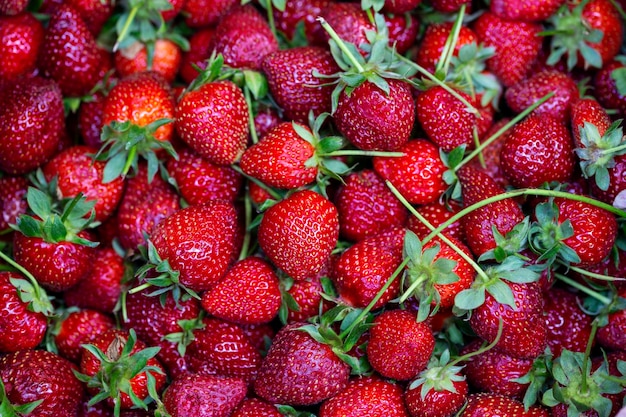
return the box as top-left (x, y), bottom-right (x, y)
top-left (2, 0), bottom-right (626, 415)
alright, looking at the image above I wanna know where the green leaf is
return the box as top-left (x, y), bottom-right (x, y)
top-left (611, 67), bottom-right (626, 96)
top-left (486, 279), bottom-right (516, 308)
top-left (15, 215), bottom-right (40, 237)
top-left (403, 230), bottom-right (423, 264)
top-left (26, 187), bottom-right (52, 219)
top-left (454, 287), bottom-right (485, 310)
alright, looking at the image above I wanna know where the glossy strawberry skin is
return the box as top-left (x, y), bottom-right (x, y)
top-left (262, 46), bottom-right (339, 124)
top-left (416, 22), bottom-right (478, 74)
top-left (163, 374), bottom-right (248, 417)
top-left (176, 80), bottom-right (249, 165)
top-left (500, 115), bottom-right (575, 189)
top-left (64, 0), bottom-right (113, 37)
top-left (258, 190), bottom-right (339, 281)
top-left (317, 2), bottom-right (373, 53)
top-left (114, 39), bottom-right (182, 84)
top-left (407, 199), bottom-right (464, 242)
top-left (580, 0), bottom-right (623, 67)
top-left (0, 176), bottom-right (28, 233)
top-left (490, 0), bottom-right (565, 21)
top-left (593, 60), bottom-right (626, 116)
top-left (231, 398), bottom-right (282, 417)
top-left (544, 287), bottom-right (594, 356)
top-left (253, 323), bottom-right (350, 406)
top-left (182, 0), bottom-right (236, 28)
top-left (0, 350), bottom-right (84, 417)
top-left (78, 91), bottom-right (107, 148)
top-left (179, 28), bottom-right (214, 85)
top-left (335, 79), bottom-right (415, 151)
top-left (55, 309), bottom-right (116, 362)
top-left (461, 393), bottom-right (550, 416)
top-left (367, 310), bottom-right (435, 381)
top-left (384, 13), bottom-right (420, 55)
top-left (0, 13), bottom-right (43, 80)
top-left (373, 139), bottom-right (447, 205)
top-left (426, 237), bottom-right (476, 309)
top-left (0, 77), bottom-right (64, 175)
top-left (404, 378), bottom-right (468, 417)
top-left (570, 97), bottom-right (612, 147)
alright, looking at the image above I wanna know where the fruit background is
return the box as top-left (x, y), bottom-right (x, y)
top-left (1, 0), bottom-right (626, 415)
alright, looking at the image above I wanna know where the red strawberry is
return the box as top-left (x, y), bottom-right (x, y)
top-left (254, 105), bottom-right (283, 139)
top-left (209, 5), bottom-right (278, 70)
top-left (466, 117), bottom-right (513, 188)
top-left (239, 122), bottom-right (317, 189)
top-left (319, 376), bottom-right (409, 417)
top-left (384, 12), bottom-right (420, 55)
top-left (55, 309), bottom-right (116, 362)
top-left (231, 398), bottom-right (282, 417)
top-left (258, 190), bottom-right (338, 281)
top-left (179, 27), bottom-right (214, 85)
top-left (78, 91), bottom-right (107, 148)
top-left (404, 366), bottom-right (468, 417)
top-left (0, 0), bottom-right (27, 14)
top-left (0, 350), bottom-right (84, 416)
top-left (335, 169), bottom-right (408, 242)
top-left (182, 0), bottom-right (237, 28)
top-left (37, 5), bottom-right (101, 97)
top-left (273, 0), bottom-right (329, 44)
top-left (416, 22), bottom-right (478, 75)
top-left (317, 2), bottom-right (373, 53)
top-left (373, 139), bottom-right (448, 205)
top-left (176, 79), bottom-right (249, 165)
top-left (65, 0), bottom-right (113, 37)
top-left (201, 256), bottom-right (282, 325)
top-left (0, 13), bottom-right (43, 80)
top-left (407, 199), bottom-right (464, 242)
top-left (593, 60), bottom-right (626, 117)
top-left (0, 77), bottom-right (64, 175)
top-left (505, 70), bottom-right (579, 123)
top-left (114, 39), bottom-right (182, 83)
top-left (456, 166), bottom-right (525, 257)
top-left (570, 97), bottom-right (612, 148)
top-left (430, 0), bottom-right (471, 12)
top-left (0, 176), bottom-right (28, 233)
top-left (383, 0), bottom-right (421, 13)
top-left (473, 12), bottom-right (543, 87)
top-left (461, 393), bottom-right (550, 416)
top-left (490, 0), bottom-right (565, 21)
top-left (500, 115), bottom-right (575, 189)
top-left (0, 271), bottom-right (47, 353)
top-left (161, 374), bottom-right (247, 417)
top-left (185, 316), bottom-right (262, 381)
top-left (544, 287), bottom-right (594, 356)
top-left (366, 309), bottom-right (435, 381)
top-left (253, 323), bottom-right (350, 406)
top-left (150, 201), bottom-right (238, 292)
top-left (262, 46), bottom-right (339, 124)
top-left (597, 288), bottom-right (626, 351)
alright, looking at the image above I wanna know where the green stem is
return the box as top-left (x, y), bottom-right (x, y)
top-left (338, 257), bottom-right (410, 340)
top-left (321, 150), bottom-right (404, 158)
top-left (423, 189), bottom-right (626, 245)
top-left (472, 126), bottom-right (485, 168)
top-left (238, 193), bottom-right (252, 261)
top-left (455, 92), bottom-right (555, 171)
top-left (581, 318), bottom-right (599, 393)
top-left (399, 273), bottom-right (426, 304)
top-left (555, 273), bottom-right (612, 305)
top-left (244, 88), bottom-right (259, 145)
top-left (60, 193), bottom-right (84, 223)
top-left (114, 5), bottom-right (140, 52)
top-left (122, 145), bottom-right (138, 178)
top-left (436, 4), bottom-right (466, 76)
top-left (602, 141), bottom-right (626, 155)
top-left (128, 282), bottom-right (151, 294)
top-left (566, 263), bottom-right (626, 282)
top-left (265, 0), bottom-right (278, 43)
top-left (231, 165), bottom-right (283, 201)
top-left (608, 0), bottom-right (626, 21)
top-left (317, 17), bottom-right (366, 73)
top-left (448, 318), bottom-right (503, 368)
top-left (0, 250), bottom-right (52, 315)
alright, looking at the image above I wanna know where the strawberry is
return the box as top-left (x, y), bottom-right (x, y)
top-left (114, 39), bottom-right (182, 83)
top-left (161, 374), bottom-right (247, 417)
top-left (0, 0), bottom-right (27, 15)
top-left (258, 190), bottom-right (338, 281)
top-left (593, 60), bottom-right (626, 116)
top-left (37, 5), bottom-right (101, 97)
top-left (407, 199), bottom-right (464, 242)
top-left (456, 166), bottom-right (525, 257)
top-left (571, 97), bottom-right (612, 148)
top-left (0, 271), bottom-right (47, 353)
top-left (0, 77), bottom-right (64, 175)
top-left (500, 115), bottom-right (575, 189)
top-left (54, 309), bottom-right (116, 362)
top-left (65, 0), bottom-right (113, 37)
top-left (209, 5), bottom-right (278, 71)
top-left (201, 256), bottom-right (282, 325)
top-left (505, 70), bottom-right (579, 123)
top-left (373, 139), bottom-right (448, 205)
top-left (466, 117), bottom-right (513, 188)
top-left (461, 393), bottom-right (549, 416)
top-left (384, 13), bottom-right (420, 55)
top-left (148, 201), bottom-right (238, 292)
top-left (415, 22), bottom-right (478, 75)
top-left (179, 27), bottom-right (214, 85)
top-left (262, 46), bottom-right (339, 124)
top-left (185, 316), bottom-right (262, 381)
top-left (366, 309), bottom-right (435, 381)
top-left (281, 265), bottom-right (333, 324)
top-left (254, 105), bottom-right (282, 139)
top-left (544, 287), bottom-right (594, 356)
top-left (0, 350), bottom-right (84, 416)
top-left (319, 376), bottom-right (409, 417)
top-left (273, 0), bottom-right (329, 44)
top-left (253, 323), bottom-right (350, 406)
top-left (231, 398), bottom-right (282, 417)
top-left (78, 329), bottom-right (166, 413)
top-left (490, 0), bottom-right (565, 22)
top-left (0, 176), bottom-right (28, 233)
top-left (383, 0), bottom-right (421, 14)
top-left (78, 91), bottom-right (108, 148)
top-left (0, 13), bottom-right (43, 80)
top-left (182, 0), bottom-right (237, 28)
top-left (335, 169), bottom-right (408, 242)
top-left (473, 12), bottom-right (543, 87)
top-left (176, 78), bottom-right (249, 166)
top-left (317, 2), bottom-right (373, 53)
top-left (430, 0), bottom-right (471, 12)
top-left (596, 287), bottom-right (626, 351)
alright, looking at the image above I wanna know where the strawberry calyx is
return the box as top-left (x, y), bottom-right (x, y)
top-left (162, 316), bottom-right (206, 357)
top-left (407, 349), bottom-right (466, 399)
top-left (513, 352), bottom-right (553, 410)
top-left (74, 329), bottom-right (164, 417)
top-left (576, 120), bottom-right (626, 191)
top-left (95, 118), bottom-right (178, 184)
top-left (0, 377), bottom-right (43, 417)
top-left (278, 276), bottom-right (301, 325)
top-left (529, 200), bottom-right (582, 268)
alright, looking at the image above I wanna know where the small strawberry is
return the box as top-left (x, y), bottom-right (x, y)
top-left (597, 287), bottom-right (626, 351)
top-left (114, 39), bottom-right (182, 83)
top-left (461, 393), bottom-right (549, 416)
top-left (273, 0), bottom-right (329, 44)
top-left (54, 309), bottom-right (116, 362)
top-left (179, 27), bottom-right (214, 85)
top-left (258, 190), bottom-right (338, 281)
top-left (78, 91), bottom-right (108, 148)
top-left (0, 12), bottom-right (43, 80)
top-left (317, 2), bottom-right (373, 52)
top-left (593, 59), bottom-right (626, 116)
top-left (544, 287), bottom-right (594, 356)
top-left (253, 323), bottom-right (350, 406)
top-left (383, 0), bottom-right (421, 14)
top-left (490, 0), bottom-right (565, 22)
top-left (231, 398), bottom-right (282, 417)
top-left (407, 199), bottom-right (464, 242)
top-left (65, 0), bottom-right (113, 37)
top-left (384, 12), bottom-right (420, 55)
top-left (0, 176), bottom-right (28, 233)
top-left (415, 22), bottom-right (478, 75)
top-left (571, 97), bottom-right (612, 148)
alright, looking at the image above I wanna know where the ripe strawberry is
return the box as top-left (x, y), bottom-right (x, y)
top-left (37, 5), bottom-right (101, 97)
top-left (317, 2), bottom-right (373, 53)
top-left (0, 350), bottom-right (84, 416)
top-left (65, 0), bottom-right (113, 37)
top-left (384, 12), bottom-right (420, 55)
top-left (335, 169), bottom-right (408, 242)
top-left (416, 22), bottom-right (478, 75)
top-left (273, 0), bottom-right (329, 44)
top-left (262, 46), bottom-right (339, 124)
top-left (473, 12), bottom-right (543, 87)
top-left (114, 39), bottom-right (182, 83)
top-left (407, 199), bottom-right (464, 242)
top-left (490, 0), bottom-right (565, 21)
top-left (430, 0), bottom-right (471, 12)
top-left (0, 271), bottom-right (47, 353)
top-left (461, 393), bottom-right (550, 416)
top-left (373, 139), bottom-right (448, 205)
top-left (319, 376), bottom-right (409, 417)
top-left (176, 79), bottom-right (249, 166)
top-left (209, 5), bottom-right (278, 70)
top-left (161, 374), bottom-right (247, 417)
top-left (466, 117), bottom-right (513, 188)
top-left (0, 13), bottom-right (43, 80)
top-left (571, 97), bottom-right (612, 148)
top-left (182, 0), bottom-right (237, 28)
top-left (505, 70), bottom-right (579, 123)
top-left (253, 323), bottom-right (350, 406)
top-left (456, 166), bottom-right (525, 257)
top-left (185, 316), bottom-right (262, 381)
top-left (179, 27), bottom-right (214, 85)
top-left (366, 309), bottom-right (435, 380)
top-left (0, 176), bottom-right (28, 233)
top-left (544, 287), bottom-right (594, 356)
top-left (0, 0), bottom-right (27, 14)
top-left (404, 361), bottom-right (468, 417)
top-left (254, 105), bottom-right (282, 139)
top-left (500, 115), bottom-right (575, 189)
top-left (54, 309), bottom-right (116, 362)
top-left (593, 60), bottom-right (626, 116)
top-left (383, 0), bottom-right (421, 13)
top-left (231, 398), bottom-right (282, 417)
top-left (78, 91), bottom-right (108, 148)
top-left (258, 190), bottom-right (338, 281)
top-left (282, 259), bottom-right (335, 324)
top-left (0, 77), bottom-right (64, 175)
top-left (596, 287), bottom-right (626, 351)
top-left (202, 256), bottom-right (282, 325)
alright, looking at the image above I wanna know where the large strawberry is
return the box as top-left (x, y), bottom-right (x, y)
top-left (258, 190), bottom-right (338, 281)
top-left (0, 12), bottom-right (43, 80)
top-left (0, 77), bottom-right (64, 175)
top-left (544, 287), bottom-right (594, 356)
top-left (491, 0), bottom-right (565, 21)
top-left (461, 393), bottom-right (549, 416)
top-left (273, 0), bottom-right (329, 44)
top-left (54, 309), bottom-right (116, 362)
top-left (253, 323), bottom-right (350, 406)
